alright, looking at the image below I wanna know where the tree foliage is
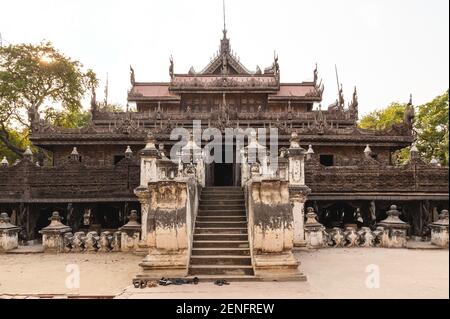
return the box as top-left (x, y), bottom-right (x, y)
top-left (415, 90), bottom-right (449, 165)
top-left (359, 102), bottom-right (406, 130)
top-left (359, 90), bottom-right (449, 166)
top-left (0, 41), bottom-right (97, 156)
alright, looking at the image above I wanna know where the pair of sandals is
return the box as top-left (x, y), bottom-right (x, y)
top-left (158, 277), bottom-right (200, 286)
top-left (214, 279), bottom-right (230, 286)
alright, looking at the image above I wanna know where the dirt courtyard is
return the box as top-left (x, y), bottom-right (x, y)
top-left (0, 248), bottom-right (448, 299)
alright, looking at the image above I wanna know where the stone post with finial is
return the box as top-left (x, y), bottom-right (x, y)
top-left (378, 205), bottom-right (410, 248)
top-left (429, 210), bottom-right (449, 248)
top-left (119, 210), bottom-right (141, 252)
top-left (1, 157), bottom-right (9, 168)
top-left (304, 207), bottom-right (325, 249)
top-left (39, 211), bottom-right (72, 253)
top-left (0, 212), bottom-right (21, 252)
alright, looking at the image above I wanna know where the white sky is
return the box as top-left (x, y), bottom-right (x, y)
top-left (0, 0), bottom-right (449, 115)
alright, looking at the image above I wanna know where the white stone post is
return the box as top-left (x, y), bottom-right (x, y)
top-left (287, 132), bottom-right (311, 247)
top-left (139, 133), bottom-right (160, 186)
top-left (0, 212), bottom-right (20, 252)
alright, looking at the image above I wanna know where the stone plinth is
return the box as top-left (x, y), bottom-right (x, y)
top-left (0, 213), bottom-right (20, 252)
top-left (119, 210), bottom-right (141, 252)
top-left (429, 210), bottom-right (449, 248)
top-left (134, 179), bottom-right (193, 280)
top-left (39, 212), bottom-right (72, 253)
top-left (378, 205), bottom-right (410, 248)
top-left (248, 179), bottom-right (306, 281)
top-left (304, 208), bottom-right (325, 249)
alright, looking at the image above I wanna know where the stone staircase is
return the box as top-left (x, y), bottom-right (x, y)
top-left (188, 186), bottom-right (257, 281)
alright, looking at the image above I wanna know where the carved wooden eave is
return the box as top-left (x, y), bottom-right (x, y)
top-left (169, 74), bottom-right (280, 93)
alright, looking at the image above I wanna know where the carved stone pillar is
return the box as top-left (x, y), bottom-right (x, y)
top-left (39, 212), bottom-right (72, 253)
top-left (429, 210), bottom-right (449, 248)
top-left (290, 186), bottom-right (311, 247)
top-left (0, 212), bottom-right (20, 252)
top-left (135, 180), bottom-right (193, 280)
top-left (134, 189), bottom-right (152, 256)
top-left (249, 179), bottom-right (307, 281)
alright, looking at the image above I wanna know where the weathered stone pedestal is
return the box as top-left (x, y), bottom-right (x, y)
top-left (378, 205), bottom-right (410, 248)
top-left (119, 210), bottom-right (141, 252)
top-left (429, 210), bottom-right (449, 248)
top-left (304, 208), bottom-right (325, 249)
top-left (134, 179), bottom-right (193, 280)
top-left (249, 179), bottom-right (306, 281)
top-left (0, 213), bottom-right (20, 252)
top-left (39, 212), bottom-right (72, 253)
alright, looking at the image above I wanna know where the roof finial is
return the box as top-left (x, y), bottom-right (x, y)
top-left (223, 0), bottom-right (227, 34)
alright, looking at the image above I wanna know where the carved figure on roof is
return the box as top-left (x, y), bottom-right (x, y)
top-left (338, 84), bottom-right (345, 108)
top-left (255, 65), bottom-right (262, 75)
top-left (404, 94), bottom-right (415, 132)
top-left (169, 55), bottom-right (174, 80)
top-left (349, 86), bottom-right (359, 116)
top-left (314, 63), bottom-right (318, 84)
top-left (221, 54), bottom-right (228, 75)
top-left (90, 87), bottom-right (97, 113)
top-left (130, 65), bottom-right (135, 85)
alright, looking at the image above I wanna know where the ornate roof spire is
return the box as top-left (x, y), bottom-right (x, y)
top-left (220, 0), bottom-right (230, 54)
top-left (223, 0), bottom-right (227, 34)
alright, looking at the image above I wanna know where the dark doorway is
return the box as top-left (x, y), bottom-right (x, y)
top-left (214, 163), bottom-right (234, 186)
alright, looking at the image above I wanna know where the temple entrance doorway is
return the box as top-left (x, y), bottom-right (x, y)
top-left (214, 163), bottom-right (234, 186)
top-left (205, 142), bottom-right (241, 187)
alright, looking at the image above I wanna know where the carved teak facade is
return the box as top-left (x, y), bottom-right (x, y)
top-left (0, 30), bottom-right (448, 245)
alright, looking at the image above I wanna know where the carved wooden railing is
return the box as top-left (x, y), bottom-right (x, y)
top-left (0, 159), bottom-right (140, 202)
top-left (305, 163), bottom-right (449, 194)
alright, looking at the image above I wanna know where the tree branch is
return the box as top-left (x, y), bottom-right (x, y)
top-left (0, 124), bottom-right (25, 157)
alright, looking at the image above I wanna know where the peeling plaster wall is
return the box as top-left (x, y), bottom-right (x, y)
top-left (249, 180), bottom-right (293, 253)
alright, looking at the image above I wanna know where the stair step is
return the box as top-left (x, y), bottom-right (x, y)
top-left (200, 205), bottom-right (245, 210)
top-left (194, 234), bottom-right (249, 241)
top-left (195, 228), bottom-right (248, 235)
top-left (201, 195), bottom-right (244, 200)
top-left (189, 265), bottom-right (254, 276)
top-left (198, 210), bottom-right (245, 216)
top-left (185, 275), bottom-right (259, 282)
top-left (190, 256), bottom-right (252, 266)
top-left (196, 216), bottom-right (247, 222)
top-left (203, 186), bottom-right (242, 192)
top-left (196, 221), bottom-right (247, 228)
top-left (192, 248), bottom-right (251, 256)
top-left (200, 200), bottom-right (245, 205)
top-left (193, 241), bottom-right (250, 248)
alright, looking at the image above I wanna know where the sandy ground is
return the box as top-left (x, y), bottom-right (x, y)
top-left (0, 248), bottom-right (448, 299)
top-left (0, 253), bottom-right (142, 296)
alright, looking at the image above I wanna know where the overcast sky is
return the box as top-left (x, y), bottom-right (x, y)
top-left (1, 0), bottom-right (448, 115)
